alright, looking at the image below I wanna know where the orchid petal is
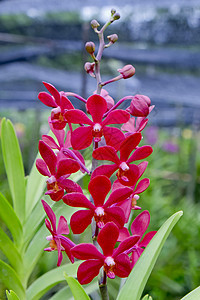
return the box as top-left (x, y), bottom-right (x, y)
top-left (57, 216), bottom-right (69, 235)
top-left (131, 210), bottom-right (150, 236)
top-left (138, 161), bottom-right (149, 177)
top-left (39, 140), bottom-right (57, 175)
top-left (102, 110), bottom-right (130, 126)
top-left (127, 145), bottom-right (153, 163)
top-left (91, 164), bottom-right (118, 180)
top-left (65, 109), bottom-right (93, 125)
top-left (57, 178), bottom-right (83, 193)
top-left (134, 178), bottom-right (150, 194)
top-left (92, 146), bottom-right (120, 164)
top-left (97, 222), bottom-right (119, 256)
top-left (117, 164), bottom-right (139, 186)
top-left (56, 158), bottom-right (80, 178)
top-left (104, 187), bottom-right (132, 208)
top-left (104, 207), bottom-right (125, 229)
top-left (42, 135), bottom-right (59, 149)
top-left (46, 189), bottom-right (64, 202)
top-left (70, 209), bottom-right (94, 234)
top-left (60, 95), bottom-right (74, 110)
top-left (118, 227), bottom-right (130, 242)
top-left (89, 175), bottom-right (111, 207)
top-left (139, 231), bottom-right (157, 248)
top-left (114, 253), bottom-right (131, 277)
top-left (114, 235), bottom-right (140, 258)
top-left (121, 117), bottom-right (135, 132)
top-left (103, 126), bottom-right (125, 150)
top-left (54, 237), bottom-right (63, 266)
top-left (36, 158), bottom-right (51, 177)
top-left (42, 200), bottom-right (56, 232)
top-left (43, 82), bottom-right (61, 105)
top-left (71, 126), bottom-right (93, 150)
top-left (87, 94), bottom-right (107, 123)
top-left (120, 133), bottom-right (142, 161)
top-left (131, 248), bottom-right (144, 267)
top-left (63, 193), bottom-right (94, 209)
top-left (60, 238), bottom-right (75, 263)
top-left (38, 91), bottom-right (57, 107)
top-left (71, 244), bottom-right (104, 260)
top-left (77, 259), bottom-right (103, 285)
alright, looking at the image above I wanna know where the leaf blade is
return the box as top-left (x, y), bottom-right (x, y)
top-left (180, 286), bottom-right (200, 300)
top-left (64, 273), bottom-right (90, 300)
top-left (6, 290), bottom-right (20, 300)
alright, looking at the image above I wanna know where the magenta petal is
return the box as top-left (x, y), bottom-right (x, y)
top-left (134, 178), bottom-right (150, 194)
top-left (39, 141), bottom-right (57, 175)
top-left (118, 227), bottom-right (130, 242)
top-left (113, 235), bottom-right (140, 258)
top-left (114, 253), bottom-right (131, 278)
top-left (56, 158), bottom-right (80, 178)
top-left (118, 198), bottom-right (132, 223)
top-left (77, 259), bottom-right (103, 284)
top-left (131, 248), bottom-right (144, 267)
top-left (91, 164), bottom-right (118, 180)
top-left (54, 237), bottom-right (63, 266)
top-left (60, 95), bottom-right (74, 110)
top-left (57, 216), bottom-right (69, 235)
top-left (63, 193), bottom-right (94, 209)
top-left (92, 146), bottom-right (120, 164)
top-left (112, 180), bottom-right (124, 191)
top-left (118, 164), bottom-right (139, 187)
top-left (43, 82), bottom-right (61, 105)
top-left (103, 127), bottom-right (125, 150)
top-left (127, 145), bottom-right (153, 163)
top-left (131, 210), bottom-right (150, 236)
top-left (121, 117), bottom-right (135, 132)
top-left (60, 238), bottom-right (75, 263)
top-left (65, 109), bottom-right (93, 125)
top-left (87, 94), bottom-right (107, 123)
top-left (36, 158), bottom-right (51, 177)
top-left (70, 209), bottom-right (94, 234)
top-left (138, 161), bottom-right (148, 177)
top-left (38, 92), bottom-right (57, 107)
top-left (42, 200), bottom-right (56, 232)
top-left (47, 189), bottom-right (64, 202)
top-left (71, 244), bottom-right (104, 260)
top-left (71, 126), bottom-right (93, 150)
top-left (89, 175), bottom-right (111, 207)
top-left (58, 178), bottom-right (83, 193)
top-left (45, 219), bottom-right (53, 235)
top-left (97, 222), bottom-right (119, 256)
top-left (42, 135), bottom-right (59, 149)
top-left (64, 130), bottom-right (72, 148)
top-left (139, 231), bottom-right (157, 247)
top-left (136, 117), bottom-right (148, 131)
top-left (120, 133), bottom-right (142, 162)
top-left (102, 110), bottom-right (130, 125)
top-left (104, 207), bottom-right (125, 229)
top-left (104, 187), bottom-right (132, 208)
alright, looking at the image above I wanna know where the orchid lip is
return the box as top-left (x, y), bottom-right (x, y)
top-left (119, 162), bottom-right (129, 171)
top-left (104, 256), bottom-right (115, 267)
top-left (93, 123), bottom-right (102, 132)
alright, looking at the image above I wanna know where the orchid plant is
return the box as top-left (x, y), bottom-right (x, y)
top-left (1, 8), bottom-right (200, 300)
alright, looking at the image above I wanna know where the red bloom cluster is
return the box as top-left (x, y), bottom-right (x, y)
top-left (37, 80), bottom-right (156, 284)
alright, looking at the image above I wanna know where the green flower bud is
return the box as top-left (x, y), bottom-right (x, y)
top-left (85, 42), bottom-right (95, 54)
top-left (107, 34), bottom-right (118, 44)
top-left (91, 19), bottom-right (100, 29)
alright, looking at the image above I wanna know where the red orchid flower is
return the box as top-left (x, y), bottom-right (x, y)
top-left (38, 82), bottom-right (74, 129)
top-left (112, 161), bottom-right (150, 222)
top-left (63, 175), bottom-right (133, 234)
top-left (42, 200), bottom-right (75, 266)
top-left (42, 117), bottom-right (87, 174)
top-left (36, 141), bottom-right (82, 201)
top-left (92, 133), bottom-right (153, 186)
top-left (119, 210), bottom-right (157, 268)
top-left (71, 222), bottom-right (140, 284)
top-left (121, 116), bottom-right (149, 137)
top-left (65, 94), bottom-right (129, 150)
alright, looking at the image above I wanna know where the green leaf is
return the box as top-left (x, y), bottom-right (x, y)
top-left (117, 211), bottom-right (183, 300)
top-left (0, 192), bottom-right (23, 245)
top-left (180, 286), bottom-right (200, 300)
top-left (64, 273), bottom-right (90, 300)
top-left (0, 260), bottom-right (25, 300)
top-left (6, 290), bottom-right (20, 300)
top-left (26, 261), bottom-right (81, 300)
top-left (25, 155), bottom-right (46, 218)
top-left (1, 119), bottom-right (26, 222)
top-left (0, 226), bottom-right (23, 273)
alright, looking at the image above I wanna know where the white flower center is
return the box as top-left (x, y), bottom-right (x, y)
top-left (46, 175), bottom-right (56, 184)
top-left (133, 194), bottom-right (140, 200)
top-left (119, 162), bottom-right (129, 171)
top-left (95, 207), bottom-right (104, 216)
top-left (52, 107), bottom-right (61, 114)
top-left (93, 123), bottom-right (102, 132)
top-left (104, 256), bottom-right (115, 266)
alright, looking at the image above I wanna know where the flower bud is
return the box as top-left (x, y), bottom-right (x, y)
top-left (91, 19), bottom-right (100, 29)
top-left (126, 94), bottom-right (151, 117)
top-left (84, 62), bottom-right (95, 77)
top-left (85, 41), bottom-right (95, 54)
top-left (118, 65), bottom-right (135, 79)
top-left (113, 12), bottom-right (120, 20)
top-left (111, 8), bottom-right (116, 15)
top-left (92, 89), bottom-right (114, 111)
top-left (107, 34), bottom-right (118, 44)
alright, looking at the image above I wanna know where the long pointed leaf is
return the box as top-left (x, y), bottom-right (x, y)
top-left (181, 286), bottom-right (200, 300)
top-left (6, 290), bottom-right (20, 300)
top-left (1, 119), bottom-right (26, 222)
top-left (0, 192), bottom-right (22, 245)
top-left (64, 273), bottom-right (90, 300)
top-left (117, 211), bottom-right (183, 300)
top-left (26, 261), bottom-right (81, 300)
top-left (0, 260), bottom-right (25, 300)
top-left (0, 226), bottom-right (23, 273)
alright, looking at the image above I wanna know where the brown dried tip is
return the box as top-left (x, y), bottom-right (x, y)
top-left (107, 34), bottom-right (118, 44)
top-left (85, 41), bottom-right (95, 54)
top-left (91, 19), bottom-right (100, 29)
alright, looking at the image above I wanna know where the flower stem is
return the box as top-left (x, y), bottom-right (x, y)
top-left (103, 95), bottom-right (134, 117)
top-left (99, 270), bottom-right (109, 300)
